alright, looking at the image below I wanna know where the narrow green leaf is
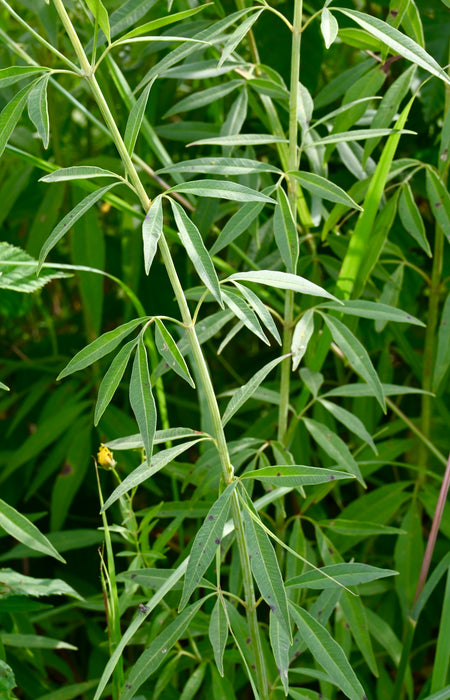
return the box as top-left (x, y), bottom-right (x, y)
top-left (142, 194), bottom-right (163, 275)
top-left (321, 8), bottom-right (339, 48)
top-left (120, 599), bottom-right (205, 700)
top-left (221, 355), bottom-right (288, 427)
top-left (227, 270), bottom-right (339, 302)
top-left (433, 292), bottom-right (450, 392)
top-left (287, 562), bottom-right (397, 589)
top-left (340, 592), bottom-right (378, 676)
top-left (27, 75), bottom-right (50, 149)
top-left (306, 127), bottom-right (414, 148)
top-left (0, 66), bottom-right (47, 89)
top-left (129, 339), bottom-right (156, 461)
top-left (169, 180), bottom-right (275, 203)
top-left (0, 82), bottom-right (35, 158)
top-left (323, 382), bottom-right (431, 398)
top-left (303, 417), bottom-right (364, 485)
top-left (335, 8), bottom-right (450, 85)
top-left (232, 281), bottom-right (282, 344)
top-left (320, 313), bottom-right (385, 411)
top-left (289, 171), bottom-right (362, 210)
top-left (210, 201), bottom-right (265, 255)
top-left (320, 519), bottom-right (404, 537)
top-left (274, 186), bottom-right (299, 273)
top-left (94, 338), bottom-right (137, 425)
top-left (180, 483), bottom-right (236, 610)
top-left (157, 156), bottom-right (280, 177)
top-left (107, 427), bottom-right (209, 450)
top-left (292, 309), bottom-right (315, 371)
top-left (38, 183), bottom-right (118, 271)
top-left (320, 299), bottom-right (424, 326)
top-left (154, 318), bottom-right (195, 388)
top-left (209, 597), bottom-right (228, 676)
top-left (270, 612), bottom-right (290, 694)
top-left (124, 77), bottom-right (155, 155)
top-left (85, 0), bottom-right (110, 43)
top-left (319, 399), bottom-right (377, 453)
top-left (0, 381), bottom-right (9, 391)
top-left (431, 568), bottom-right (450, 694)
top-left (40, 166), bottom-right (122, 182)
top-left (164, 80), bottom-right (243, 117)
top-left (179, 662), bottom-right (207, 700)
top-left (188, 134), bottom-right (288, 147)
top-left (426, 168), bottom-right (450, 243)
top-left (219, 9), bottom-right (263, 67)
top-left (0, 568), bottom-right (81, 597)
top-left (118, 5), bottom-right (210, 42)
top-left (242, 465), bottom-right (355, 487)
top-left (289, 602), bottom-right (367, 700)
top-left (170, 199), bottom-right (223, 306)
top-left (1, 633), bottom-right (76, 650)
top-left (0, 500), bottom-right (65, 563)
top-left (58, 317), bottom-right (145, 379)
top-left (221, 289), bottom-right (269, 344)
top-left (399, 182), bottom-right (431, 255)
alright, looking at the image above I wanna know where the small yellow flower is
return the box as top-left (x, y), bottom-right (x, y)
top-left (97, 443), bottom-right (116, 469)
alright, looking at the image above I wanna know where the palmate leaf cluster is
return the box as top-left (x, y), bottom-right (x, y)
top-left (0, 1), bottom-right (450, 700)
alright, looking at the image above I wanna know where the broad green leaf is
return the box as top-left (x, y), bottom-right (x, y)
top-left (154, 318), bottom-right (195, 388)
top-left (94, 338), bottom-right (137, 425)
top-left (399, 181), bottom-right (431, 255)
top-left (270, 612), bottom-right (290, 694)
top-left (58, 317), bottom-right (146, 379)
top-left (210, 201), bottom-right (265, 255)
top-left (320, 313), bottom-right (386, 410)
top-left (242, 465), bottom-right (355, 487)
top-left (219, 9), bottom-right (263, 67)
top-left (221, 355), bottom-right (287, 427)
top-left (0, 501), bottom-right (65, 563)
top-left (286, 562), bottom-right (398, 589)
top-left (120, 599), bottom-right (205, 700)
top-left (289, 602), bottom-right (367, 700)
top-left (221, 289), bottom-right (269, 344)
top-left (171, 199), bottom-right (223, 306)
top-left (288, 171), bottom-right (362, 210)
top-left (85, 0), bottom-right (110, 43)
top-left (274, 186), bottom-right (299, 273)
top-left (188, 134), bottom-right (288, 147)
top-left (0, 82), bottom-right (35, 158)
top-left (143, 194), bottom-right (163, 274)
top-left (227, 270), bottom-right (339, 301)
top-left (164, 80), bottom-right (243, 118)
top-left (319, 399), bottom-right (377, 453)
top-left (129, 339), bottom-right (156, 461)
top-left (169, 179), bottom-right (274, 203)
top-left (0, 66), bottom-right (47, 89)
top-left (433, 292), bottom-right (450, 392)
top-left (320, 299), bottom-right (424, 326)
top-left (292, 309), bottom-right (315, 370)
top-left (232, 281), bottom-right (282, 344)
top-left (38, 183), bottom-right (118, 271)
top-left (157, 156), bottom-right (280, 177)
top-left (426, 168), bottom-right (450, 243)
top-left (124, 77), bottom-right (155, 155)
top-left (303, 418), bottom-right (364, 484)
top-left (242, 496), bottom-right (291, 638)
top-left (1, 633), bottom-right (76, 650)
top-left (27, 75), bottom-right (50, 148)
top-left (321, 8), bottom-right (339, 48)
top-left (335, 8), bottom-right (450, 85)
top-left (0, 242), bottom-right (68, 292)
top-left (180, 483), bottom-right (236, 610)
top-left (0, 568), bottom-right (81, 598)
top-left (209, 597), bottom-right (228, 676)
top-left (41, 166), bottom-right (122, 182)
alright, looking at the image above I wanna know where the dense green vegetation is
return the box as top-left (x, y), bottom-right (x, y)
top-left (0, 1), bottom-right (449, 699)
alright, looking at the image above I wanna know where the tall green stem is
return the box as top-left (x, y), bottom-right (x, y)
top-left (278, 0), bottom-right (302, 442)
top-left (51, 2), bottom-right (268, 696)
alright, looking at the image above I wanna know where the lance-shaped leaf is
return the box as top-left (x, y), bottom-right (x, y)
top-left (209, 597), bottom-right (228, 676)
top-left (38, 183), bottom-right (118, 271)
top-left (320, 313), bottom-right (385, 410)
top-left (124, 77), bottom-right (155, 155)
top-left (232, 281), bottom-right (282, 344)
top-left (320, 299), bottom-right (424, 326)
top-left (0, 82), bottom-right (35, 158)
top-left (180, 482), bottom-right (236, 610)
top-left (242, 465), bottom-right (355, 488)
top-left (85, 0), bottom-right (110, 43)
top-left (321, 7), bottom-right (339, 48)
top-left (319, 399), bottom-right (376, 453)
top-left (164, 80), bottom-right (243, 117)
top-left (433, 292), bottom-right (450, 392)
top-left (270, 612), bottom-right (290, 695)
top-left (154, 318), bottom-right (195, 388)
top-left (227, 270), bottom-right (339, 301)
top-left (27, 75), bottom-right (50, 149)
top-left (168, 179), bottom-right (275, 203)
top-left (210, 200), bottom-right (265, 255)
top-left (0, 66), bottom-right (47, 89)
top-left (292, 309), bottom-right (315, 371)
top-left (399, 182), bottom-right (431, 255)
top-left (242, 495), bottom-right (291, 639)
top-left (0, 500), bottom-right (65, 563)
top-left (219, 9), bottom-right (263, 67)
top-left (286, 562), bottom-right (398, 589)
top-left (305, 127), bottom-right (414, 148)
top-left (143, 194), bottom-right (163, 274)
top-left (118, 5), bottom-right (211, 42)
top-left (274, 186), bottom-right (299, 273)
top-left (288, 171), bottom-right (362, 210)
top-left (158, 156), bottom-right (281, 176)
top-left (40, 166), bottom-right (122, 182)
top-left (426, 168), bottom-right (450, 244)
top-left (58, 317), bottom-right (146, 379)
top-left (222, 355), bottom-right (288, 427)
top-left (188, 134), bottom-right (288, 147)
top-left (170, 199), bottom-right (223, 306)
top-left (94, 338), bottom-right (138, 425)
top-left (120, 599), bottom-right (205, 700)
top-left (303, 417), bottom-right (364, 485)
top-left (221, 288), bottom-right (269, 344)
top-left (129, 338), bottom-right (156, 461)
top-left (289, 602), bottom-right (367, 700)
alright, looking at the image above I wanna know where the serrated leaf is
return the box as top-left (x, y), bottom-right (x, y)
top-left (38, 183), bottom-right (118, 271)
top-left (209, 597), bottom-right (228, 676)
top-left (292, 309), bottom-right (315, 371)
top-left (170, 199), bottom-right (223, 306)
top-left (227, 270), bottom-right (339, 301)
top-left (40, 166), bottom-right (122, 182)
top-left (426, 168), bottom-right (450, 243)
top-left (58, 317), bottom-right (146, 379)
top-left (286, 562), bottom-right (398, 589)
top-left (398, 182), bottom-right (431, 255)
top-left (433, 292), bottom-right (450, 392)
top-left (289, 602), bottom-right (367, 700)
top-left (124, 77), bottom-right (155, 155)
top-left (320, 313), bottom-right (385, 410)
top-left (274, 186), bottom-right (299, 273)
top-left (242, 465), bottom-right (355, 487)
top-left (129, 339), bottom-right (156, 461)
top-left (289, 171), bottom-right (362, 211)
top-left (27, 75), bottom-right (50, 148)
top-left (142, 194), bottom-right (163, 274)
top-left (319, 399), bottom-right (376, 453)
top-left (222, 355), bottom-right (287, 427)
top-left (0, 82), bottom-right (35, 158)
top-left (0, 242), bottom-right (68, 292)
top-left (222, 289), bottom-right (269, 344)
top-left (321, 8), bottom-right (339, 48)
top-left (169, 179), bottom-right (275, 203)
top-left (85, 0), bottom-right (110, 43)
top-left (154, 318), bottom-right (195, 387)
top-left (232, 281), bottom-right (282, 344)
top-left (180, 484), bottom-right (236, 610)
top-left (303, 417), bottom-right (364, 485)
top-left (94, 338), bottom-right (137, 425)
top-left (0, 501), bottom-right (65, 563)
